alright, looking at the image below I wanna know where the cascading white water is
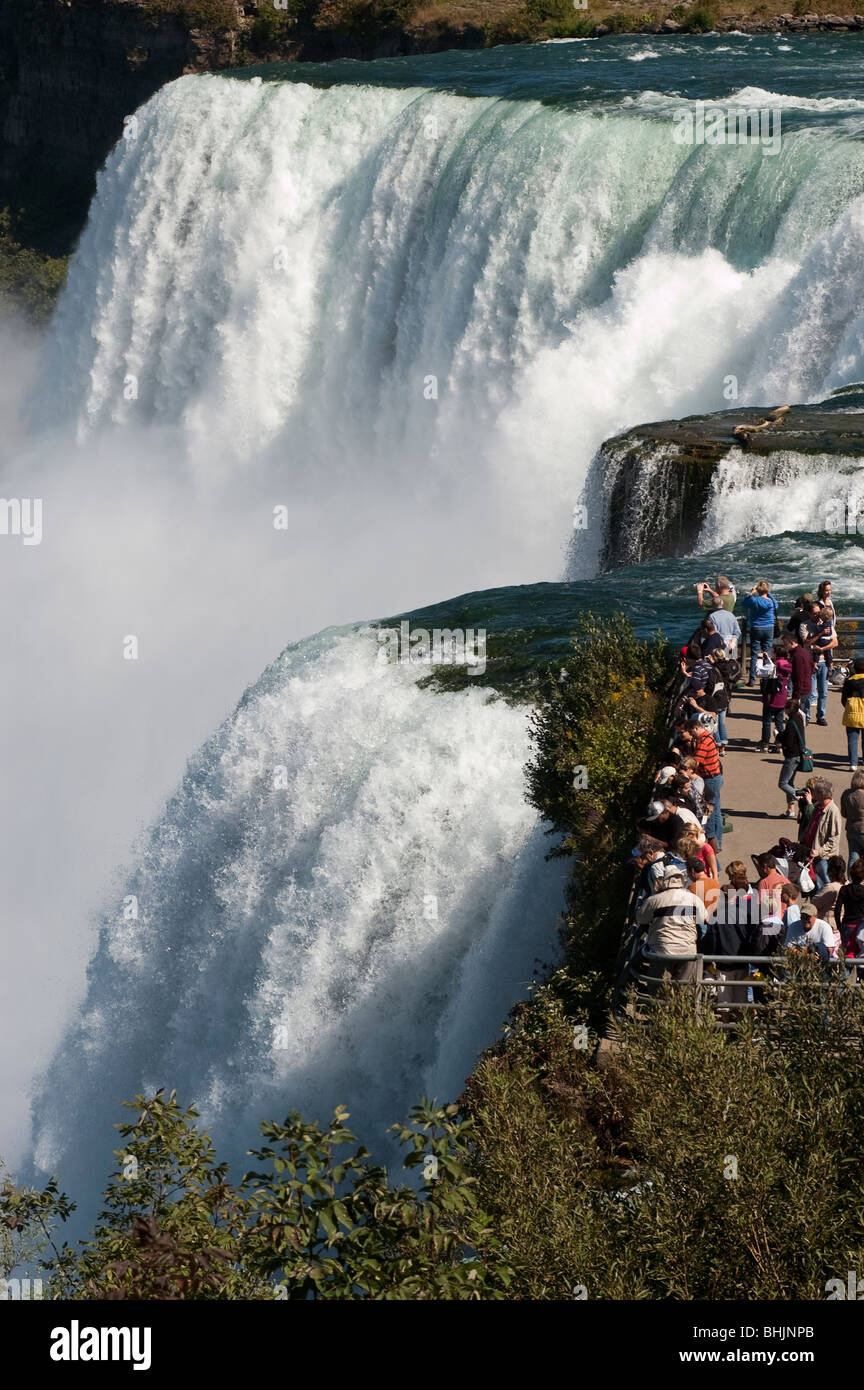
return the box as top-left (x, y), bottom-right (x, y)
top-left (32, 73), bottom-right (864, 585)
top-left (30, 627), bottom-right (567, 1197)
top-left (12, 68), bottom-right (864, 1199)
top-left (698, 448), bottom-right (864, 547)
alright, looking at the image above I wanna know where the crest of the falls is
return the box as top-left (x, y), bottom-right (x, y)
top-left (30, 71), bottom-right (864, 584)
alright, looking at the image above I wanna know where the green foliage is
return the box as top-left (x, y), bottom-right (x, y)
top-left (684, 4), bottom-right (716, 29)
top-left (1, 1165), bottom-right (75, 1282)
top-left (0, 210), bottom-right (68, 325)
top-left (525, 611), bottom-right (673, 848)
top-left (542, 13), bottom-right (595, 37)
top-left (312, 0), bottom-right (420, 38)
top-left (467, 969), bottom-right (864, 1299)
top-left (144, 0), bottom-right (241, 27)
top-left (601, 11), bottom-right (640, 30)
top-left (519, 0), bottom-right (597, 36)
top-left (249, 0), bottom-right (304, 50)
top-left (4, 1090), bottom-right (514, 1299)
top-left (246, 1100), bottom-right (512, 1298)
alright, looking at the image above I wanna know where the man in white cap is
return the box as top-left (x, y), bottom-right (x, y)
top-left (795, 902), bottom-right (834, 961)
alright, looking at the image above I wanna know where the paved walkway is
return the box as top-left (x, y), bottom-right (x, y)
top-left (719, 682), bottom-right (852, 869)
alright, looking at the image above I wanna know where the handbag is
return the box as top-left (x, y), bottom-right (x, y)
top-left (798, 863), bottom-right (816, 893)
top-left (791, 716), bottom-right (814, 773)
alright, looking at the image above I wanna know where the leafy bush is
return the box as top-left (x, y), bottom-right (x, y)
top-left (467, 967), bottom-right (864, 1299)
top-left (685, 4), bottom-right (716, 29)
top-left (543, 13), bottom-right (595, 37)
top-left (249, 0), bottom-right (304, 51)
top-left (312, 0), bottom-right (419, 37)
top-left (601, 11), bottom-right (640, 31)
top-left (4, 1090), bottom-right (515, 1299)
top-left (0, 210), bottom-right (68, 325)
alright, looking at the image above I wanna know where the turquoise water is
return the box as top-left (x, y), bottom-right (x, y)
top-left (397, 530), bottom-right (864, 666)
top-left (240, 33), bottom-right (864, 122)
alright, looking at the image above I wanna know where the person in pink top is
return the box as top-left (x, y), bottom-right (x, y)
top-left (757, 644), bottom-right (792, 753)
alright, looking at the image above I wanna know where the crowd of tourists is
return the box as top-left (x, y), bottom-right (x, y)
top-left (628, 573), bottom-right (864, 1010)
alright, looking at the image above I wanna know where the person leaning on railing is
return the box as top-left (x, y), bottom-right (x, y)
top-left (636, 865), bottom-right (706, 985)
top-left (672, 720), bottom-right (724, 854)
top-left (741, 580), bottom-right (779, 686)
top-left (701, 861), bottom-right (757, 1010)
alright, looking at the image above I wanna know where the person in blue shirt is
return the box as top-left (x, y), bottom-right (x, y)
top-left (741, 580), bottom-right (779, 685)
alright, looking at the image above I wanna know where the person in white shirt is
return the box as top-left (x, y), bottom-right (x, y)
top-left (797, 902), bottom-right (834, 960)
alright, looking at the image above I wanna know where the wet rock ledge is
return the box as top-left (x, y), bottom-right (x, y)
top-left (598, 387), bottom-right (864, 570)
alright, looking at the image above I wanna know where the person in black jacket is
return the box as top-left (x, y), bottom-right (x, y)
top-left (703, 860), bottom-right (759, 1011)
top-left (778, 697), bottom-right (807, 818)
top-left (836, 858), bottom-right (864, 959)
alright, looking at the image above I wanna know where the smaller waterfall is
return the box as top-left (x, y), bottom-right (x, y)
top-left (698, 449), bottom-right (864, 548)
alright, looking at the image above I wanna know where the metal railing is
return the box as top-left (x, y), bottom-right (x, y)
top-left (619, 946), bottom-right (864, 1032)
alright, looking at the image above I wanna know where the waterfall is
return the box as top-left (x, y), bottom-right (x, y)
top-left (10, 64), bottom-right (864, 1201)
top-left (29, 626), bottom-right (567, 1207)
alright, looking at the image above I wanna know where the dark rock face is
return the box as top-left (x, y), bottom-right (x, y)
top-left (0, 0), bottom-right (489, 253)
top-left (598, 393), bottom-right (864, 571)
top-left (0, 0), bottom-right (236, 252)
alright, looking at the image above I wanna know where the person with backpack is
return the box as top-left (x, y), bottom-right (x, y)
top-left (711, 650), bottom-right (740, 752)
top-left (742, 580), bottom-right (779, 685)
top-left (778, 696), bottom-right (808, 818)
top-left (841, 656), bottom-right (864, 770)
top-left (757, 644), bottom-right (791, 753)
top-left (637, 864), bottom-right (706, 985)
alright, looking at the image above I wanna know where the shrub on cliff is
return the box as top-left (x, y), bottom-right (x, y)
top-left (684, 4), bottom-right (716, 29)
top-left (0, 210), bottom-right (68, 325)
top-left (521, 612), bottom-right (674, 1023)
top-left (466, 964), bottom-right (864, 1298)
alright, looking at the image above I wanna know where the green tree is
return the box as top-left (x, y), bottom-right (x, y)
top-left (3, 1090), bottom-right (514, 1299)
